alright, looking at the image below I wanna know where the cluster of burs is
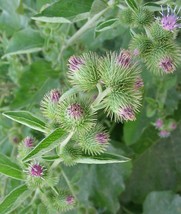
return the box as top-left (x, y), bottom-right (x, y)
top-left (40, 49), bottom-right (143, 162)
top-left (121, 4), bottom-right (181, 75)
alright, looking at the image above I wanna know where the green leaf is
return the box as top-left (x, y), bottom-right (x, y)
top-left (0, 154), bottom-right (24, 180)
top-left (143, 191), bottom-right (181, 214)
top-left (3, 111), bottom-right (46, 133)
top-left (0, 184), bottom-right (31, 214)
top-left (95, 19), bottom-right (118, 32)
top-left (32, 0), bottom-right (94, 23)
top-left (3, 28), bottom-right (44, 58)
top-left (122, 123), bottom-right (181, 203)
top-left (124, 0), bottom-right (138, 11)
top-left (10, 61), bottom-right (59, 108)
top-left (76, 153), bottom-right (130, 164)
top-left (23, 128), bottom-right (65, 162)
top-left (62, 160), bottom-right (132, 213)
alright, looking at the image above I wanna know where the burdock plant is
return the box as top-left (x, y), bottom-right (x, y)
top-left (3, 49), bottom-right (142, 212)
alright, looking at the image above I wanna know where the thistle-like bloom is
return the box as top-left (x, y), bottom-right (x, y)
top-left (66, 195), bottom-right (74, 205)
top-left (154, 118), bottom-right (163, 129)
top-left (78, 124), bottom-right (109, 155)
top-left (67, 103), bottom-right (84, 120)
top-left (29, 164), bottom-right (44, 177)
top-left (117, 50), bottom-right (131, 67)
top-left (119, 106), bottom-right (136, 121)
top-left (40, 88), bottom-right (61, 120)
top-left (68, 56), bottom-right (84, 72)
top-left (159, 57), bottom-right (175, 73)
top-left (160, 5), bottom-right (181, 31)
top-left (170, 121), bottom-right (177, 130)
top-left (95, 132), bottom-right (109, 144)
top-left (24, 136), bottom-right (34, 147)
top-left (50, 89), bottom-right (61, 103)
top-left (134, 77), bottom-right (144, 90)
top-left (133, 49), bottom-right (140, 56)
top-left (159, 130), bottom-right (170, 138)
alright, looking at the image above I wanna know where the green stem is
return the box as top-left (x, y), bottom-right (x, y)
top-left (91, 86), bottom-right (111, 110)
top-left (58, 8), bottom-right (109, 61)
top-left (61, 168), bottom-right (77, 200)
top-left (59, 131), bottom-right (74, 151)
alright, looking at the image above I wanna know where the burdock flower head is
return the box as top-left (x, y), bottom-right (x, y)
top-left (50, 89), bottom-right (61, 103)
top-left (67, 53), bottom-right (100, 91)
top-left (24, 136), bottom-right (34, 148)
top-left (134, 77), bottom-right (144, 90)
top-left (78, 124), bottom-right (109, 155)
top-left (160, 5), bottom-right (181, 31)
top-left (40, 88), bottom-right (61, 121)
top-left (67, 103), bottom-right (84, 120)
top-left (117, 49), bottom-right (132, 67)
top-left (154, 118), bottom-right (163, 129)
top-left (56, 96), bottom-right (95, 133)
top-left (159, 130), bottom-right (170, 138)
top-left (29, 163), bottom-right (44, 177)
top-left (119, 106), bottom-right (136, 121)
top-left (159, 57), bottom-right (175, 73)
top-left (68, 56), bottom-right (84, 72)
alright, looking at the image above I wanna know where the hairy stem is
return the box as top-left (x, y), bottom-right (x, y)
top-left (61, 168), bottom-right (77, 200)
top-left (91, 85), bottom-right (111, 110)
top-left (58, 8), bottom-right (109, 61)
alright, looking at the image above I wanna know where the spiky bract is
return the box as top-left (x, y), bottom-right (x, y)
top-left (129, 34), bottom-right (152, 57)
top-left (132, 7), bottom-right (154, 27)
top-left (60, 143), bottom-right (81, 166)
top-left (40, 89), bottom-right (61, 121)
top-left (99, 52), bottom-right (143, 121)
top-left (25, 162), bottom-right (46, 189)
top-left (56, 95), bottom-right (96, 133)
top-left (149, 22), bottom-right (174, 43)
top-left (78, 124), bottom-right (109, 155)
top-left (68, 52), bottom-right (100, 91)
top-left (52, 190), bottom-right (76, 212)
top-left (119, 8), bottom-right (134, 26)
top-left (144, 41), bottom-right (181, 75)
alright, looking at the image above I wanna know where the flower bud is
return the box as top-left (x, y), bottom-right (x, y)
top-left (24, 136), bottom-right (34, 148)
top-left (78, 124), bottom-right (109, 155)
top-left (61, 143), bottom-right (81, 166)
top-left (68, 56), bottom-right (84, 72)
top-left (117, 50), bottom-right (131, 67)
top-left (132, 7), bottom-right (154, 27)
top-left (29, 163), bottom-right (44, 177)
top-left (119, 106), bottom-right (136, 121)
top-left (159, 57), bottom-right (175, 73)
top-left (40, 89), bottom-right (61, 121)
top-left (154, 118), bottom-right (163, 129)
top-left (159, 5), bottom-right (181, 31)
top-left (57, 96), bottom-right (95, 133)
top-left (67, 52), bottom-right (100, 91)
top-left (159, 130), bottom-right (170, 138)
top-left (134, 77), bottom-right (144, 90)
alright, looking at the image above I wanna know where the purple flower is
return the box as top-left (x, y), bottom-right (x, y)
top-left (24, 137), bottom-right (34, 148)
top-left (30, 164), bottom-right (44, 177)
top-left (12, 136), bottom-right (20, 144)
top-left (160, 5), bottom-right (181, 31)
top-left (159, 57), bottom-right (175, 73)
top-left (134, 77), bottom-right (144, 90)
top-left (155, 119), bottom-right (163, 129)
top-left (117, 50), bottom-right (131, 67)
top-left (95, 132), bottom-right (109, 144)
top-left (66, 195), bottom-right (74, 204)
top-left (68, 56), bottom-right (84, 72)
top-left (50, 89), bottom-right (61, 103)
top-left (67, 103), bottom-right (84, 119)
top-left (170, 122), bottom-right (177, 130)
top-left (119, 106), bottom-right (136, 121)
top-left (133, 49), bottom-right (140, 56)
top-left (159, 130), bottom-right (170, 138)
